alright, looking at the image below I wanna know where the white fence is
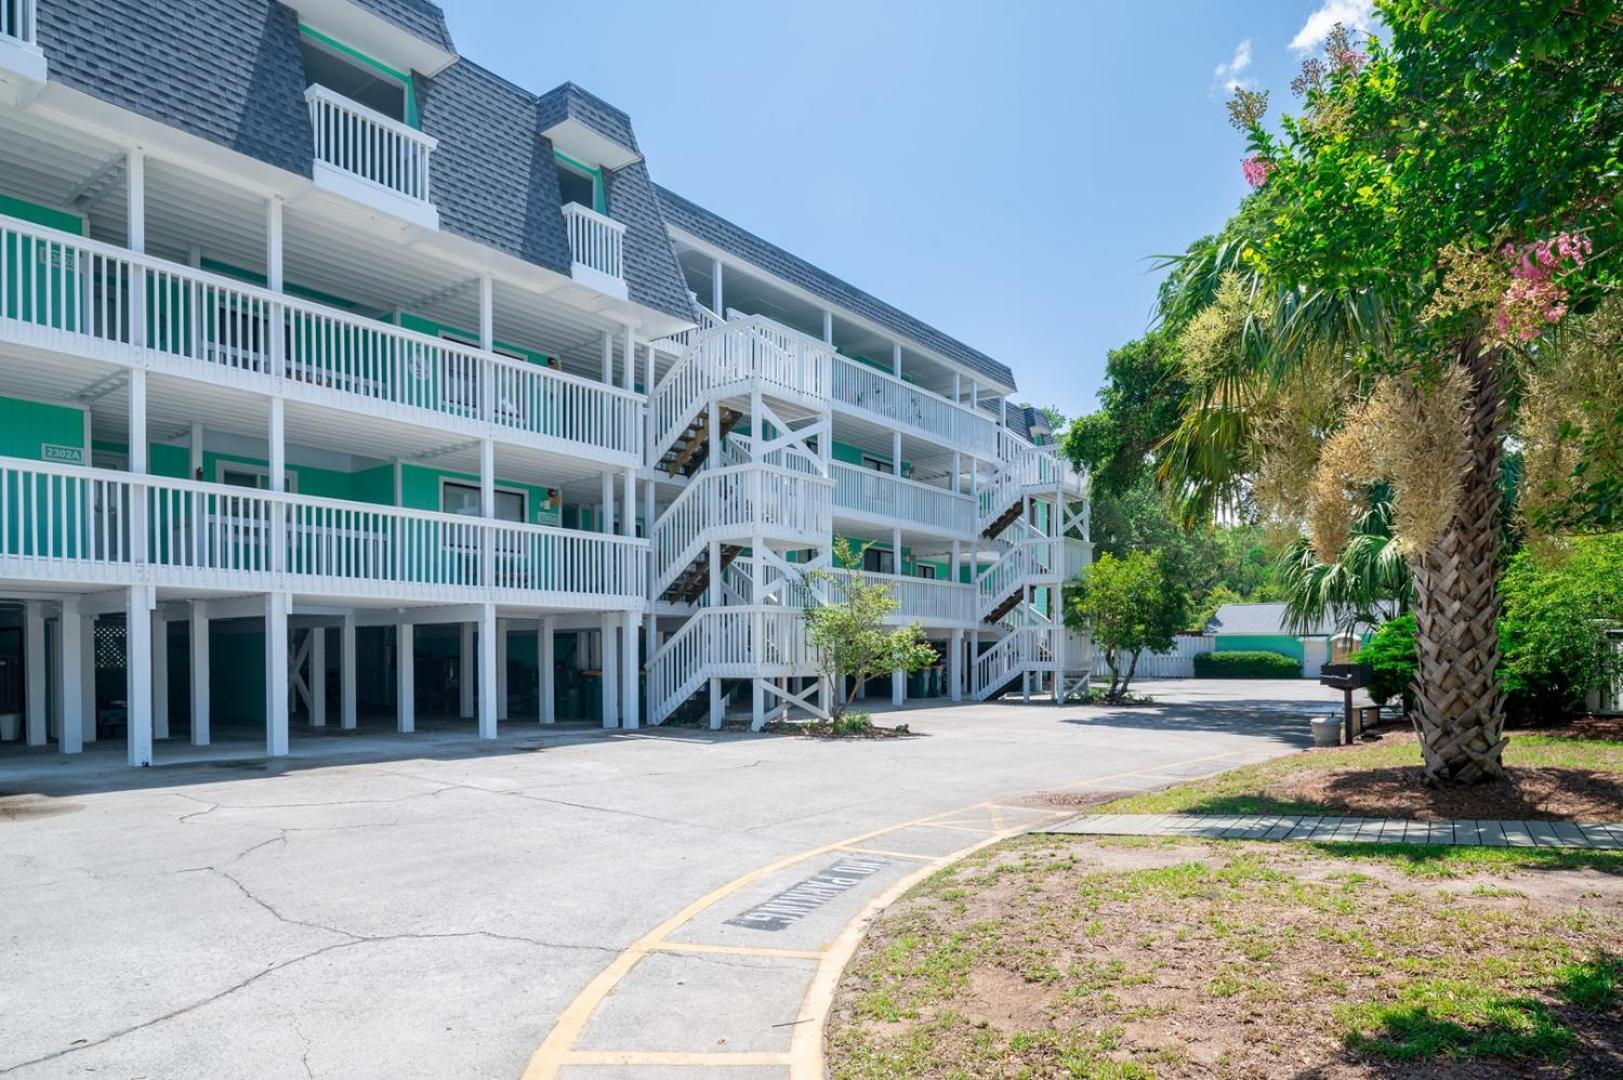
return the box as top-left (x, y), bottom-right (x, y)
top-left (562, 202), bottom-right (626, 282)
top-left (832, 356), bottom-right (999, 458)
top-left (1091, 635), bottom-right (1214, 679)
top-left (826, 568), bottom-right (974, 626)
top-left (306, 85), bottom-right (436, 204)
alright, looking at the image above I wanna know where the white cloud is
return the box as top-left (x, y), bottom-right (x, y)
top-left (1213, 39), bottom-right (1253, 92)
top-left (1290, 0), bottom-right (1376, 52)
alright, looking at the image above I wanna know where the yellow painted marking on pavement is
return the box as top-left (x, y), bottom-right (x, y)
top-left (837, 846), bottom-right (937, 862)
top-left (653, 941), bottom-right (824, 961)
top-left (522, 749), bottom-right (1265, 1080)
top-left (987, 803), bottom-right (1007, 830)
top-left (910, 821), bottom-right (999, 834)
top-left (561, 1050), bottom-right (792, 1067)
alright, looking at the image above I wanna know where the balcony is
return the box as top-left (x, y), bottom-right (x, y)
top-left (831, 462), bottom-right (975, 535)
top-left (0, 213), bottom-right (644, 464)
top-left (828, 568), bottom-right (974, 627)
top-left (562, 202), bottom-right (627, 300)
top-left (0, 0), bottom-right (44, 104)
top-left (832, 356), bottom-right (1000, 458)
top-left (305, 85), bottom-right (439, 229)
top-left (0, 456), bottom-right (648, 608)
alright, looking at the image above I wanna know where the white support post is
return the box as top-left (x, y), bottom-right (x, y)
top-left (151, 608), bottom-right (169, 740)
top-left (949, 628), bottom-right (964, 703)
top-left (892, 526), bottom-right (905, 705)
top-left (600, 329), bottom-right (613, 384)
top-left (265, 593), bottom-right (288, 757)
top-left (711, 257), bottom-right (723, 315)
top-left (309, 626), bottom-right (326, 727)
top-left (127, 147), bottom-right (145, 254)
top-left (600, 612), bottom-right (619, 728)
top-left (953, 372), bottom-right (962, 404)
top-left (129, 369), bottom-right (148, 475)
top-left (79, 616), bottom-right (96, 744)
top-left (600, 472), bottom-right (615, 535)
top-left (478, 273), bottom-right (493, 352)
top-left (496, 618), bottom-right (509, 720)
top-left (59, 598), bottom-right (82, 754)
top-left (539, 617), bottom-right (555, 724)
top-left (266, 196), bottom-right (283, 290)
top-left (709, 676), bottom-right (724, 730)
top-left (396, 622), bottom-right (415, 733)
top-left (340, 613), bottom-right (357, 730)
top-left (623, 468), bottom-right (635, 538)
top-left (189, 421), bottom-right (204, 481)
top-left (892, 342), bottom-right (902, 378)
top-left (477, 605), bottom-right (497, 739)
top-left (459, 622), bottom-right (475, 718)
top-left (621, 612), bottom-right (639, 729)
top-left (622, 323), bottom-right (636, 392)
top-left (24, 601), bottom-right (45, 746)
top-left (190, 600), bottom-right (210, 746)
top-left (127, 586), bottom-right (154, 766)
top-left (822, 309), bottom-right (833, 345)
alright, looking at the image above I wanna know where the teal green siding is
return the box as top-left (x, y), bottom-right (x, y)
top-left (1215, 634), bottom-right (1306, 661)
top-left (400, 464), bottom-right (560, 526)
top-left (0, 395), bottom-right (86, 461)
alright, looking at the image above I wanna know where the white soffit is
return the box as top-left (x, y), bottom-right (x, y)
top-left (541, 118), bottom-right (641, 171)
top-left (284, 0), bottom-right (457, 76)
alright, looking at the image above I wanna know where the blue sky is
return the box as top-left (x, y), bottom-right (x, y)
top-left (439, 0), bottom-right (1375, 419)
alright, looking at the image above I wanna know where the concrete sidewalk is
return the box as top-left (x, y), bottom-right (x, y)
top-left (1038, 812), bottom-right (1623, 849)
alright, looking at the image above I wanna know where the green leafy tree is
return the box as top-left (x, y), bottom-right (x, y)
top-left (805, 539), bottom-right (938, 721)
top-left (1064, 550), bottom-right (1189, 699)
top-left (1356, 614), bottom-right (1417, 711)
top-left (1500, 533), bottom-right (1623, 722)
top-left (1064, 330), bottom-right (1189, 500)
top-left (1165, 6), bottom-right (1623, 782)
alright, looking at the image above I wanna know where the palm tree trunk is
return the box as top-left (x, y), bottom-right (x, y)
top-left (1410, 340), bottom-right (1508, 784)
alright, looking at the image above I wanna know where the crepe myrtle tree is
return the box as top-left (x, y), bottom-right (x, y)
top-left (804, 539), bottom-right (938, 721)
top-left (1064, 550), bottom-right (1189, 700)
top-left (1162, 5), bottom-right (1622, 783)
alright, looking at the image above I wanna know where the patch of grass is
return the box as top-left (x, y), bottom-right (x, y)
top-left (1095, 734), bottom-right (1622, 817)
top-left (1298, 841), bottom-right (1623, 878)
top-left (1556, 954), bottom-right (1620, 1009)
top-left (1335, 979), bottom-right (1574, 1061)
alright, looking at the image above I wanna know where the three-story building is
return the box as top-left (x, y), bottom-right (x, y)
top-left (0, 0), bottom-right (1088, 768)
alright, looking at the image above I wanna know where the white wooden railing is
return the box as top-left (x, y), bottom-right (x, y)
top-left (561, 203), bottom-right (626, 283)
top-left (0, 214), bottom-right (642, 460)
top-left (651, 316), bottom-right (834, 463)
top-left (976, 534), bottom-right (1058, 619)
top-left (827, 568), bottom-right (973, 626)
top-left (652, 300), bottom-right (724, 353)
top-left (306, 85), bottom-right (436, 205)
top-left (1, 0), bottom-right (34, 43)
top-left (832, 356), bottom-right (999, 458)
top-left (974, 627), bottom-right (1056, 700)
top-left (648, 607), bottom-right (818, 724)
top-left (0, 457), bottom-right (646, 604)
top-left (653, 464), bottom-right (832, 596)
top-left (831, 463), bottom-right (975, 534)
top-left (978, 437), bottom-right (1055, 533)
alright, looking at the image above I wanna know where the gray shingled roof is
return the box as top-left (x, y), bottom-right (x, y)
top-left (536, 82), bottom-right (638, 154)
top-left (37, 0), bottom-right (313, 178)
top-left (35, 1), bottom-right (691, 323)
top-left (654, 185), bottom-right (1017, 391)
top-left (351, 0), bottom-right (455, 52)
top-left (1207, 603), bottom-right (1335, 638)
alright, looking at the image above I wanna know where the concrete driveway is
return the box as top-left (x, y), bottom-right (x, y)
top-left (0, 680), bottom-right (1338, 1079)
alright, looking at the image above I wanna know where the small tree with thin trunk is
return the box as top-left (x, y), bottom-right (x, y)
top-left (1064, 550), bottom-right (1188, 700)
top-left (805, 539), bottom-right (938, 722)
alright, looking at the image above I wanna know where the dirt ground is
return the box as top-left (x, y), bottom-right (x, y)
top-left (827, 836), bottom-right (1622, 1079)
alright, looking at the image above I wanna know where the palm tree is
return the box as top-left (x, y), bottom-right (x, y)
top-left (1276, 496), bottom-right (1410, 638)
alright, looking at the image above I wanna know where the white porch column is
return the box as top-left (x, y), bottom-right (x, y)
top-left (710, 257), bottom-right (723, 314)
top-left (478, 272), bottom-right (493, 351)
top-left (396, 622), bottom-right (415, 733)
top-left (620, 612), bottom-right (639, 729)
top-left (127, 586), bottom-right (154, 766)
top-left (949, 628), bottom-right (964, 703)
top-left (822, 309), bottom-right (833, 345)
top-left (309, 626), bottom-right (326, 727)
top-left (622, 323), bottom-right (636, 392)
top-left (340, 613), bottom-right (357, 730)
top-left (190, 600), bottom-right (210, 746)
top-left (539, 617), bottom-right (555, 724)
top-left (953, 372), bottom-right (962, 404)
top-left (600, 329), bottom-right (613, 384)
top-left (600, 472), bottom-right (615, 535)
top-left (151, 608), bottom-right (169, 740)
top-left (600, 612), bottom-right (619, 728)
top-left (459, 622), bottom-right (475, 718)
top-left (79, 616), bottom-right (95, 744)
top-left (623, 469), bottom-right (635, 537)
top-left (189, 421), bottom-right (204, 480)
top-left (709, 676), bottom-right (724, 729)
top-left (24, 601), bottom-right (45, 746)
top-left (265, 594), bottom-right (289, 756)
top-left (477, 604), bottom-right (497, 739)
top-left (129, 369), bottom-right (147, 475)
top-left (496, 618), bottom-right (510, 720)
top-left (127, 147), bottom-right (145, 254)
top-left (892, 342), bottom-right (902, 378)
top-left (892, 526), bottom-right (905, 705)
top-left (59, 598), bottom-right (82, 754)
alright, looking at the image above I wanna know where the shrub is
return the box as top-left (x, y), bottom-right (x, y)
top-left (1194, 650), bottom-right (1302, 678)
top-left (1356, 614), bottom-right (1417, 709)
top-left (1499, 533), bottom-right (1623, 723)
top-left (830, 713), bottom-right (874, 736)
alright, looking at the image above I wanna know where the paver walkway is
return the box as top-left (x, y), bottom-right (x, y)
top-left (1039, 813), bottom-right (1623, 849)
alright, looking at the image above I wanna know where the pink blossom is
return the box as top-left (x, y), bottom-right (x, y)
top-left (1241, 155), bottom-right (1275, 188)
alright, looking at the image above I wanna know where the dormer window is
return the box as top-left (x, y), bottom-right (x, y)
top-left (555, 152), bottom-right (605, 214)
top-left (299, 26), bottom-right (416, 127)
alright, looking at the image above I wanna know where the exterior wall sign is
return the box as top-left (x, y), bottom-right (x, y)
top-left (41, 443), bottom-right (85, 465)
